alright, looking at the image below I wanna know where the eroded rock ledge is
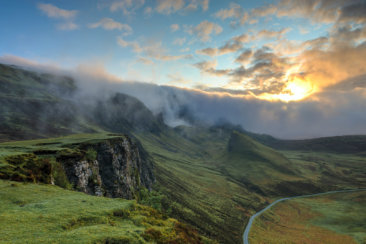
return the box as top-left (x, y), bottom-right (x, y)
top-left (58, 136), bottom-right (155, 199)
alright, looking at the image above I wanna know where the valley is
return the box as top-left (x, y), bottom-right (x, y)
top-left (0, 64), bottom-right (365, 243)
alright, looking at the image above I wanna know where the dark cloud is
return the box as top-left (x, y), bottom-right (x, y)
top-left (339, 1), bottom-right (366, 23)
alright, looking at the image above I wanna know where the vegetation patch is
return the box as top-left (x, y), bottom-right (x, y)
top-left (0, 179), bottom-right (211, 244)
top-left (0, 154), bottom-right (52, 183)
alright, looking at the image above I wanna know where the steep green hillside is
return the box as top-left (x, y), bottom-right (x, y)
top-left (220, 131), bottom-right (302, 195)
top-left (0, 180), bottom-right (210, 244)
top-left (135, 127), bottom-right (267, 243)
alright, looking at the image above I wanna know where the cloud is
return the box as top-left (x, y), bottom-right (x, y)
top-left (156, 0), bottom-right (185, 14)
top-left (38, 3), bottom-right (78, 19)
top-left (170, 24), bottom-right (180, 32)
top-left (256, 28), bottom-right (291, 39)
top-left (214, 3), bottom-right (242, 20)
top-left (194, 60), bottom-right (231, 76)
top-left (89, 18), bottom-right (132, 34)
top-left (136, 57), bottom-right (154, 65)
top-left (196, 28), bottom-right (290, 57)
top-left (167, 73), bottom-right (193, 86)
top-left (150, 0), bottom-right (209, 15)
top-left (219, 41), bottom-right (243, 55)
top-left (196, 47), bottom-right (218, 56)
top-left (58, 22), bottom-right (79, 31)
top-left (173, 37), bottom-right (186, 46)
top-left (201, 0), bottom-right (209, 11)
top-left (38, 3), bottom-right (78, 31)
top-left (339, 1), bottom-right (366, 24)
top-left (196, 39), bottom-right (242, 56)
top-left (189, 20), bottom-right (223, 42)
top-left (110, 0), bottom-right (145, 15)
top-left (184, 0), bottom-right (210, 12)
top-left (118, 37), bottom-right (192, 61)
top-left (117, 37), bottom-right (143, 53)
top-left (144, 6), bottom-right (153, 15)
top-left (233, 33), bottom-right (251, 43)
top-left (235, 50), bottom-right (253, 66)
top-left (250, 0), bottom-right (366, 25)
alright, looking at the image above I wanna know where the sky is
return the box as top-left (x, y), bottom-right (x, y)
top-left (1, 0), bottom-right (366, 138)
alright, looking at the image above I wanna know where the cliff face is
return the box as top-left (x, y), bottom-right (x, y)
top-left (59, 136), bottom-right (155, 199)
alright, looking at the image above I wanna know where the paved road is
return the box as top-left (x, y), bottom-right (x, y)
top-left (243, 188), bottom-right (366, 244)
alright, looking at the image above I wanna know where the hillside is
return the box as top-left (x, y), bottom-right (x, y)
top-left (0, 179), bottom-right (209, 244)
top-left (135, 126), bottom-right (366, 243)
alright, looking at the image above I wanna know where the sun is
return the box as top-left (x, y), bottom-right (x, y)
top-left (257, 76), bottom-right (316, 102)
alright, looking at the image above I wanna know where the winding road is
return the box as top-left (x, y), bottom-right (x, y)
top-left (243, 188), bottom-right (366, 244)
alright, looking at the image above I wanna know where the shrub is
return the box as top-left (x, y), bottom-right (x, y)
top-left (51, 161), bottom-right (72, 189)
top-left (112, 209), bottom-right (130, 219)
top-left (85, 148), bottom-right (97, 161)
top-left (1, 154), bottom-right (52, 183)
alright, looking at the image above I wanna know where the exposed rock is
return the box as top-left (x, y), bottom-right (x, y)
top-left (59, 136), bottom-right (155, 199)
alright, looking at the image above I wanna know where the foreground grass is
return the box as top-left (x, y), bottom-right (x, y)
top-left (250, 191), bottom-right (366, 244)
top-left (0, 180), bottom-right (208, 244)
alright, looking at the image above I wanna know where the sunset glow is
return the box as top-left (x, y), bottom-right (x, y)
top-left (258, 76), bottom-right (316, 102)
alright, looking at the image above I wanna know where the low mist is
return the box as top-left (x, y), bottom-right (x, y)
top-left (2, 56), bottom-right (366, 139)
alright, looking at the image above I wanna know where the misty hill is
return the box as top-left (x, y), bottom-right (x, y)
top-left (91, 92), bottom-right (164, 134)
top-left (0, 63), bottom-right (164, 141)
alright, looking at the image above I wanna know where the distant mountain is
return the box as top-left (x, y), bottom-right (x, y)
top-left (245, 131), bottom-right (366, 154)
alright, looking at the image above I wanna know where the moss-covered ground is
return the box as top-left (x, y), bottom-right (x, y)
top-left (0, 179), bottom-right (211, 244)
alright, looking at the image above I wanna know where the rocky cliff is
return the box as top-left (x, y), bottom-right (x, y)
top-left (57, 136), bottom-right (155, 199)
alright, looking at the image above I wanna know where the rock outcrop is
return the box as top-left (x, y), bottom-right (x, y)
top-left (59, 136), bottom-right (155, 199)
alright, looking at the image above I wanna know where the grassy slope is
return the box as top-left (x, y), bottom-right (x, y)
top-left (136, 127), bottom-right (366, 243)
top-left (0, 179), bottom-right (211, 244)
top-left (282, 150), bottom-right (366, 190)
top-left (219, 132), bottom-right (303, 195)
top-left (136, 128), bottom-right (268, 243)
top-left (250, 191), bottom-right (366, 244)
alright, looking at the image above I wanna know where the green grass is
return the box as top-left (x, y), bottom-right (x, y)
top-left (250, 191), bottom-right (366, 244)
top-left (282, 150), bottom-right (366, 189)
top-left (219, 132), bottom-right (302, 193)
top-left (0, 179), bottom-right (210, 244)
top-left (300, 191), bottom-right (366, 243)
